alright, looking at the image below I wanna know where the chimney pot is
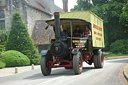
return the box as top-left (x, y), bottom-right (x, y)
top-left (62, 0), bottom-right (68, 12)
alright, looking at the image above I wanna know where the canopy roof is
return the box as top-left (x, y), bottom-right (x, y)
top-left (46, 11), bottom-right (103, 27)
top-left (46, 18), bottom-right (90, 27)
top-left (60, 11), bottom-right (103, 21)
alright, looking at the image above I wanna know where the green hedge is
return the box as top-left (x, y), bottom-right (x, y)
top-left (110, 39), bottom-right (128, 54)
top-left (0, 50), bottom-right (30, 67)
top-left (0, 60), bottom-right (6, 69)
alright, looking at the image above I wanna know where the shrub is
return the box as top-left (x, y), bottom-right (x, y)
top-left (0, 50), bottom-right (30, 67)
top-left (110, 39), bottom-right (128, 54)
top-left (6, 12), bottom-right (40, 65)
top-left (0, 29), bottom-right (8, 43)
top-left (0, 30), bottom-right (9, 52)
top-left (0, 44), bottom-right (5, 52)
top-left (0, 60), bottom-right (6, 69)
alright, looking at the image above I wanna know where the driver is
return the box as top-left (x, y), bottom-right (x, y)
top-left (73, 26), bottom-right (82, 37)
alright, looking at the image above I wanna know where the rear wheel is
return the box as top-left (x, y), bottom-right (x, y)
top-left (40, 56), bottom-right (51, 76)
top-left (73, 52), bottom-right (83, 75)
top-left (93, 50), bottom-right (104, 68)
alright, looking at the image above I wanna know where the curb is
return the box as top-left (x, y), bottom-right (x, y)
top-left (123, 65), bottom-right (128, 81)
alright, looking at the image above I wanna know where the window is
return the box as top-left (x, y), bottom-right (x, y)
top-left (0, 10), bottom-right (5, 29)
top-left (0, 10), bottom-right (4, 18)
top-left (0, 20), bottom-right (5, 30)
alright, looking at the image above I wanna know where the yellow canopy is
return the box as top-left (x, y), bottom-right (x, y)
top-left (60, 11), bottom-right (103, 22)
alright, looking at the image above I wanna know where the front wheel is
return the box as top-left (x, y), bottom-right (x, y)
top-left (73, 52), bottom-right (83, 75)
top-left (40, 56), bottom-right (51, 76)
top-left (93, 50), bottom-right (104, 68)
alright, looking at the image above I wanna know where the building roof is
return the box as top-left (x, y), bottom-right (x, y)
top-left (25, 0), bottom-right (52, 15)
top-left (32, 20), bottom-right (55, 45)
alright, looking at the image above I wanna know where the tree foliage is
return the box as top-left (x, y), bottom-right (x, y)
top-left (120, 3), bottom-right (128, 27)
top-left (71, 0), bottom-right (93, 11)
top-left (110, 40), bottom-right (128, 54)
top-left (71, 0), bottom-right (128, 51)
top-left (0, 30), bottom-right (8, 43)
top-left (0, 30), bottom-right (9, 52)
top-left (92, 0), bottom-right (108, 6)
top-left (6, 12), bottom-right (40, 64)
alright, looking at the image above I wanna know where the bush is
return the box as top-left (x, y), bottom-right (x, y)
top-left (0, 30), bottom-right (9, 52)
top-left (6, 12), bottom-right (40, 65)
top-left (0, 50), bottom-right (30, 67)
top-left (0, 60), bottom-right (6, 69)
top-left (0, 29), bottom-right (8, 43)
top-left (110, 39), bottom-right (128, 54)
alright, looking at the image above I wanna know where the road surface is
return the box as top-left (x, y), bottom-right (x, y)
top-left (0, 58), bottom-right (128, 85)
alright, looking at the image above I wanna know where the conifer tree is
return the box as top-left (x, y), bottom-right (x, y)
top-left (6, 12), bottom-right (40, 64)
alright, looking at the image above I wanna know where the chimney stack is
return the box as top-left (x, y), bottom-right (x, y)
top-left (62, 0), bottom-right (68, 12)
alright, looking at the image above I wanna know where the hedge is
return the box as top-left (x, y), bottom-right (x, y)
top-left (0, 60), bottom-right (6, 69)
top-left (0, 50), bottom-right (30, 67)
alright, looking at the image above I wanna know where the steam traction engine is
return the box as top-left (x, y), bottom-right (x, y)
top-left (40, 11), bottom-right (104, 76)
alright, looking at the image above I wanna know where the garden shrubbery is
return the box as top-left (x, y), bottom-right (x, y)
top-left (0, 60), bottom-right (6, 69)
top-left (110, 39), bottom-right (128, 54)
top-left (0, 29), bottom-right (9, 52)
top-left (0, 50), bottom-right (30, 67)
top-left (6, 12), bottom-right (40, 65)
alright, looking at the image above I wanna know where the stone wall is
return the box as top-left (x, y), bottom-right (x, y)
top-left (5, 0), bottom-right (27, 31)
top-left (26, 6), bottom-right (51, 36)
top-left (0, 0), bottom-right (6, 7)
top-left (43, 0), bottom-right (64, 14)
top-left (1, 0), bottom-right (62, 42)
top-left (4, 0), bottom-right (52, 36)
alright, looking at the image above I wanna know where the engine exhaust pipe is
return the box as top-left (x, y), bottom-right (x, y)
top-left (54, 12), bottom-right (61, 40)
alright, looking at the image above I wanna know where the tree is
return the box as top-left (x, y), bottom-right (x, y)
top-left (6, 12), bottom-right (40, 64)
top-left (71, 0), bottom-right (93, 11)
top-left (120, 3), bottom-right (128, 27)
top-left (71, 0), bottom-right (108, 11)
top-left (100, 0), bottom-right (127, 50)
top-left (98, 0), bottom-right (127, 50)
top-left (123, 3), bottom-right (128, 16)
top-left (71, 0), bottom-right (128, 51)
top-left (92, 0), bottom-right (108, 6)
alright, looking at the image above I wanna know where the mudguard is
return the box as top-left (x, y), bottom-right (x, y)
top-left (40, 50), bottom-right (48, 56)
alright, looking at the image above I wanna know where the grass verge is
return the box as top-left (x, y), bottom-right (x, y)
top-left (103, 52), bottom-right (128, 60)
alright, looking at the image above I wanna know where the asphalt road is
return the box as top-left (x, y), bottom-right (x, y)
top-left (0, 58), bottom-right (128, 85)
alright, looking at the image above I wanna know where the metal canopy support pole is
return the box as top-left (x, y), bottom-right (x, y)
top-left (70, 21), bottom-right (73, 48)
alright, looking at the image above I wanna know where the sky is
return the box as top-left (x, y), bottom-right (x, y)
top-left (54, 0), bottom-right (77, 11)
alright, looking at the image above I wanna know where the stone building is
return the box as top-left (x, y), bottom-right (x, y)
top-left (0, 0), bottom-right (66, 52)
top-left (0, 0), bottom-right (64, 35)
top-left (0, 0), bottom-right (69, 52)
top-left (32, 20), bottom-right (55, 52)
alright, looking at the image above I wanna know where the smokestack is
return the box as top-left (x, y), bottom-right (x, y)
top-left (62, 0), bottom-right (68, 12)
top-left (54, 12), bottom-right (61, 40)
